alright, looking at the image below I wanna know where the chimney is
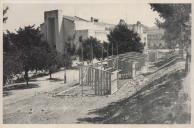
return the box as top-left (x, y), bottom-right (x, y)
top-left (91, 17), bottom-right (94, 22)
top-left (137, 21), bottom-right (141, 25)
top-left (94, 18), bottom-right (98, 22)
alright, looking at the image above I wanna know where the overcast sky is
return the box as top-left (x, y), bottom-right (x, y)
top-left (3, 3), bottom-right (161, 32)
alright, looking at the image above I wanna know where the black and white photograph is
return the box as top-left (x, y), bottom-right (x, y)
top-left (2, 0), bottom-right (192, 124)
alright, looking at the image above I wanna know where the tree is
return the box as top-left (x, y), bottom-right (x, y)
top-left (13, 25), bottom-right (51, 85)
top-left (107, 20), bottom-right (144, 55)
top-left (150, 4), bottom-right (191, 50)
top-left (78, 37), bottom-right (103, 61)
top-left (3, 53), bottom-right (22, 85)
top-left (150, 4), bottom-right (191, 72)
top-left (46, 49), bottom-right (63, 79)
top-left (64, 42), bottom-right (76, 67)
top-left (3, 10), bottom-right (22, 85)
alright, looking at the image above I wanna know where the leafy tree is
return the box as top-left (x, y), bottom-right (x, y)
top-left (78, 37), bottom-right (103, 61)
top-left (46, 49), bottom-right (63, 79)
top-left (3, 33), bottom-right (22, 85)
top-left (3, 11), bottom-right (22, 85)
top-left (107, 20), bottom-right (144, 55)
top-left (102, 41), bottom-right (109, 58)
top-left (64, 42), bottom-right (77, 67)
top-left (3, 54), bottom-right (22, 85)
top-left (150, 4), bottom-right (191, 72)
top-left (13, 25), bottom-right (51, 85)
top-left (150, 4), bottom-right (191, 50)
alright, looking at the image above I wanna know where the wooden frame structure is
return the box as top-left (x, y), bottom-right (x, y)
top-left (79, 52), bottom-right (146, 96)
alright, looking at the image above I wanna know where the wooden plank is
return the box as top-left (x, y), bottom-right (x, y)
top-left (106, 72), bottom-right (108, 94)
top-left (94, 69), bottom-right (97, 95)
top-left (97, 69), bottom-right (100, 95)
top-left (102, 71), bottom-right (104, 95)
top-left (99, 70), bottom-right (102, 95)
top-left (80, 67), bottom-right (82, 86)
top-left (109, 73), bottom-right (111, 94)
top-left (88, 67), bottom-right (91, 86)
top-left (79, 67), bottom-right (80, 84)
top-left (103, 72), bottom-right (105, 95)
top-left (91, 68), bottom-right (93, 87)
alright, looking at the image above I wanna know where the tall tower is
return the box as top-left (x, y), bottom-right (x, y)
top-left (44, 10), bottom-right (64, 54)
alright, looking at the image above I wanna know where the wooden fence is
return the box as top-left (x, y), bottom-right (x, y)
top-left (79, 65), bottom-right (113, 95)
top-left (79, 52), bottom-right (147, 96)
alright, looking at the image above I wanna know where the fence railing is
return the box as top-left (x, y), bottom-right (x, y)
top-left (79, 52), bottom-right (147, 95)
top-left (79, 65), bottom-right (112, 95)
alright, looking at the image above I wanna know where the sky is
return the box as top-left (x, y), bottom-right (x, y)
top-left (3, 3), bottom-right (161, 32)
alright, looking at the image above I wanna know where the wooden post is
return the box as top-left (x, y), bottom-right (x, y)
top-left (81, 67), bottom-right (84, 96)
top-left (132, 62), bottom-right (137, 79)
top-left (79, 67), bottom-right (80, 84)
top-left (101, 70), bottom-right (103, 95)
top-left (97, 69), bottom-right (99, 95)
top-left (99, 70), bottom-right (102, 95)
top-left (104, 72), bottom-right (106, 95)
top-left (109, 73), bottom-right (111, 94)
top-left (91, 68), bottom-right (93, 88)
top-left (106, 72), bottom-right (108, 94)
top-left (95, 69), bottom-right (97, 95)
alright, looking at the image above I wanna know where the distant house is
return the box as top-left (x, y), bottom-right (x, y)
top-left (128, 21), bottom-right (149, 52)
top-left (145, 26), bottom-right (166, 49)
top-left (40, 10), bottom-right (166, 55)
top-left (40, 10), bottom-right (115, 54)
top-left (127, 21), bottom-right (166, 51)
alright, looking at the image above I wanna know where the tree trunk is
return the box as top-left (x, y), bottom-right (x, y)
top-left (64, 63), bottom-right (67, 83)
top-left (24, 70), bottom-right (29, 86)
top-left (179, 45), bottom-right (184, 59)
top-left (49, 71), bottom-right (52, 79)
top-left (185, 51), bottom-right (190, 73)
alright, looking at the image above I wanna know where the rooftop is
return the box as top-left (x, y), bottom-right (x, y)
top-left (63, 16), bottom-right (89, 22)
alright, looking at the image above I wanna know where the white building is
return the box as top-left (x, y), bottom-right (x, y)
top-left (40, 10), bottom-right (114, 54)
top-left (128, 21), bottom-right (148, 51)
top-left (145, 26), bottom-right (166, 49)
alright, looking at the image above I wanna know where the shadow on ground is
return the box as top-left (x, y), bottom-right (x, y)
top-left (77, 70), bottom-right (190, 124)
top-left (3, 91), bottom-right (12, 97)
top-left (47, 78), bottom-right (63, 82)
top-left (3, 83), bottom-right (40, 91)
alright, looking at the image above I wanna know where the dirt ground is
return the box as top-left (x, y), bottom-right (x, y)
top-left (3, 69), bottom-right (137, 123)
top-left (78, 70), bottom-right (190, 124)
top-left (3, 66), bottom-right (190, 124)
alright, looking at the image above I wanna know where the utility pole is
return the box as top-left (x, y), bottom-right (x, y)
top-left (91, 41), bottom-right (93, 65)
top-left (64, 43), bottom-right (67, 83)
top-left (112, 43), bottom-right (114, 56)
top-left (107, 43), bottom-right (109, 58)
top-left (101, 43), bottom-right (104, 70)
top-left (117, 42), bottom-right (119, 70)
top-left (79, 36), bottom-right (84, 96)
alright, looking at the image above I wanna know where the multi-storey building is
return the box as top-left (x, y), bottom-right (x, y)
top-left (128, 21), bottom-right (148, 51)
top-left (40, 10), bottom-right (165, 55)
top-left (40, 10), bottom-right (114, 54)
top-left (145, 26), bottom-right (166, 49)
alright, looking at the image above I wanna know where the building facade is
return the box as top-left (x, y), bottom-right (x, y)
top-left (40, 10), bottom-right (114, 54)
top-left (40, 10), bottom-right (165, 55)
top-left (128, 21), bottom-right (148, 51)
top-left (145, 27), bottom-right (166, 49)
